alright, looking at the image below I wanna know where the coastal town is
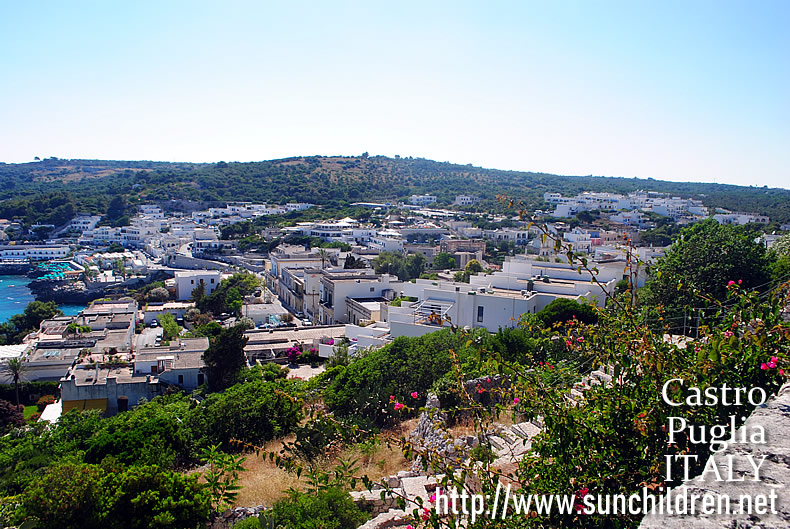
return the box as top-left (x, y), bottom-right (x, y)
top-left (0, 190), bottom-right (785, 423)
top-left (1, 1), bottom-right (789, 526)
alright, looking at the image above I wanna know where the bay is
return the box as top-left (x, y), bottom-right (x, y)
top-left (0, 275), bottom-right (86, 323)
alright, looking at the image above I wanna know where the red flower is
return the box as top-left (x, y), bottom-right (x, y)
top-left (394, 402), bottom-right (404, 411)
top-left (410, 391), bottom-right (419, 399)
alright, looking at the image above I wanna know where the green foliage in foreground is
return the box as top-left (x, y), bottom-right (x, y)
top-left (322, 327), bottom-right (545, 426)
top-left (16, 462), bottom-right (210, 529)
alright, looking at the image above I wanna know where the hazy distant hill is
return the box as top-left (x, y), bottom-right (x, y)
top-left (1, 155), bottom-right (789, 225)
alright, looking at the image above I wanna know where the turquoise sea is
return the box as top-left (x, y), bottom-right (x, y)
top-left (0, 275), bottom-right (85, 323)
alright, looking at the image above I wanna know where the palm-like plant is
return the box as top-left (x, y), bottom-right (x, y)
top-left (2, 357), bottom-right (27, 406)
top-left (317, 248), bottom-right (329, 269)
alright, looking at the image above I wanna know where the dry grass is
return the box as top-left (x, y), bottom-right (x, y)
top-left (234, 420), bottom-right (418, 507)
top-left (234, 436), bottom-right (303, 507)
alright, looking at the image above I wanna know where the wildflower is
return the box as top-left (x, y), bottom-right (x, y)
top-left (761, 363), bottom-right (769, 370)
top-left (411, 391), bottom-right (419, 399)
top-left (389, 395), bottom-right (395, 402)
top-left (394, 402), bottom-right (404, 411)
top-left (513, 397), bottom-right (520, 404)
top-left (780, 369), bottom-right (785, 376)
top-left (738, 279), bottom-right (743, 284)
top-left (728, 280), bottom-right (735, 286)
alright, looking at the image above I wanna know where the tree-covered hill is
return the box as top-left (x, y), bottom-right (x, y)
top-left (1, 155), bottom-right (789, 225)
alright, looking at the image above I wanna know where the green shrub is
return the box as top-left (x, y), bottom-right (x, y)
top-left (232, 517), bottom-right (261, 529)
top-left (535, 298), bottom-right (598, 326)
top-left (261, 487), bottom-right (368, 529)
top-left (17, 462), bottom-right (210, 529)
top-left (188, 379), bottom-right (302, 451)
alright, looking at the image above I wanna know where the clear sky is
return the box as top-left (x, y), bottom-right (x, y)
top-left (1, 1), bottom-right (788, 188)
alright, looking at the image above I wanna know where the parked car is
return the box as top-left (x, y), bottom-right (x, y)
top-left (151, 319), bottom-right (159, 328)
top-left (302, 319), bottom-right (313, 326)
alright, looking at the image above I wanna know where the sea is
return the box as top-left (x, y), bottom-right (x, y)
top-left (0, 275), bottom-right (86, 323)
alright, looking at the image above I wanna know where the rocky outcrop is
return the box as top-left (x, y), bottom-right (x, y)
top-left (208, 506), bottom-right (266, 529)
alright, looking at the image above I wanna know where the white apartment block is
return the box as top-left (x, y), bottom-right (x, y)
top-left (546, 191), bottom-right (707, 221)
top-left (0, 245), bottom-right (70, 260)
top-left (454, 195), bottom-right (480, 206)
top-left (713, 213), bottom-right (769, 225)
top-left (410, 194), bottom-right (437, 206)
top-left (318, 270), bottom-right (400, 325)
top-left (65, 215), bottom-right (101, 233)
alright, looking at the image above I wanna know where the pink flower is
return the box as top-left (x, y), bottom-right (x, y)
top-left (410, 391), bottom-right (419, 399)
top-left (406, 526), bottom-right (414, 529)
top-left (770, 356), bottom-right (778, 364)
top-left (577, 336), bottom-right (584, 342)
top-left (738, 279), bottom-right (743, 284)
top-left (565, 340), bottom-right (572, 347)
top-left (389, 395), bottom-right (395, 402)
top-left (430, 492), bottom-right (436, 503)
top-left (724, 331), bottom-right (734, 338)
top-left (487, 377), bottom-right (491, 383)
top-left (421, 507), bottom-right (430, 520)
top-left (728, 280), bottom-right (735, 286)
top-left (513, 397), bottom-right (520, 404)
top-left (780, 369), bottom-right (785, 376)
top-left (761, 363), bottom-right (769, 370)
top-left (394, 402), bottom-right (404, 411)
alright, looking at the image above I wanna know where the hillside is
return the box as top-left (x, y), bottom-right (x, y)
top-left (1, 155), bottom-right (789, 225)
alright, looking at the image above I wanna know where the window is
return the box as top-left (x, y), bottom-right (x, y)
top-left (178, 374), bottom-right (184, 385)
top-left (191, 279), bottom-right (194, 284)
top-left (151, 365), bottom-right (158, 374)
top-left (211, 278), bottom-right (215, 284)
top-left (477, 306), bottom-right (484, 323)
top-left (197, 373), bottom-right (205, 386)
top-left (370, 287), bottom-right (375, 292)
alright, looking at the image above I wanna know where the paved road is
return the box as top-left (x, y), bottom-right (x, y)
top-left (135, 327), bottom-right (163, 349)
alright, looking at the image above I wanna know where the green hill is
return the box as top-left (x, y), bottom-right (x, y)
top-left (1, 155), bottom-right (789, 226)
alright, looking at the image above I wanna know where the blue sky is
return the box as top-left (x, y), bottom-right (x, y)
top-left (1, 1), bottom-right (788, 188)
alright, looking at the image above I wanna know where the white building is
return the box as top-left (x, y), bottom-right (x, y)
top-left (455, 195), bottom-right (480, 206)
top-left (174, 270), bottom-right (222, 300)
top-left (0, 244), bottom-right (70, 260)
top-left (712, 212), bottom-right (769, 225)
top-left (410, 194), bottom-right (437, 206)
top-left (318, 270), bottom-right (400, 325)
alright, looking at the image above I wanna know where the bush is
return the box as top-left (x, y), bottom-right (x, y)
top-left (261, 487), bottom-right (368, 529)
top-left (0, 399), bottom-right (24, 431)
top-left (536, 298), bottom-right (598, 326)
top-left (36, 395), bottom-right (56, 412)
top-left (232, 517), bottom-right (261, 529)
top-left (188, 379), bottom-right (302, 451)
top-left (323, 329), bottom-right (485, 425)
top-left (17, 462), bottom-right (210, 529)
